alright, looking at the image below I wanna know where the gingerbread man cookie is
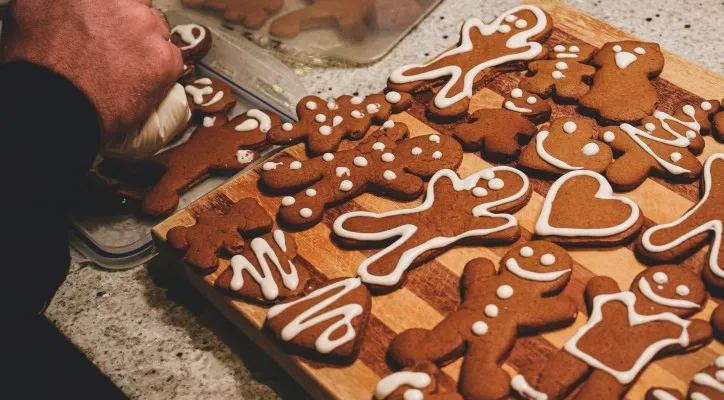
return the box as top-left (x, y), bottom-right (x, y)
top-left (167, 198), bottom-right (273, 273)
top-left (389, 241), bottom-right (577, 400)
top-left (141, 110), bottom-right (276, 217)
top-left (520, 43), bottom-right (597, 101)
top-left (265, 277), bottom-right (372, 363)
top-left (501, 86), bottom-right (551, 125)
top-left (262, 122), bottom-right (463, 230)
top-left (374, 362), bottom-right (462, 400)
top-left (513, 266), bottom-right (712, 400)
top-left (181, 0), bottom-right (283, 29)
top-left (184, 77), bottom-right (237, 115)
top-left (519, 118), bottom-right (614, 176)
top-left (333, 167), bottom-right (532, 293)
top-left (266, 91), bottom-right (412, 155)
top-left (579, 41), bottom-right (665, 123)
top-left (453, 108), bottom-right (537, 162)
top-left (603, 108), bottom-right (704, 191)
top-left (270, 0), bottom-right (374, 41)
top-left (535, 170), bottom-right (644, 246)
top-left (638, 153), bottom-right (724, 291)
top-left (646, 356), bottom-right (724, 400)
top-left (170, 24), bottom-right (213, 63)
top-left (679, 99), bottom-right (721, 138)
top-left (713, 304), bottom-right (724, 341)
top-left (388, 5), bottom-right (552, 120)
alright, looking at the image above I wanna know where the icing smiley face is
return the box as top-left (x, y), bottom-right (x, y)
top-left (630, 266), bottom-right (707, 316)
top-left (502, 88), bottom-right (551, 124)
top-left (550, 43), bottom-right (597, 62)
top-left (502, 241), bottom-right (573, 293)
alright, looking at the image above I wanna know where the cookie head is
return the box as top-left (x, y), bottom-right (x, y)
top-left (502, 87), bottom-right (551, 123)
top-left (631, 266), bottom-right (707, 317)
top-left (493, 6), bottom-right (551, 43)
top-left (594, 41), bottom-right (664, 74)
top-left (393, 134), bottom-right (464, 177)
top-left (502, 241), bottom-right (573, 294)
top-left (549, 43), bottom-right (596, 62)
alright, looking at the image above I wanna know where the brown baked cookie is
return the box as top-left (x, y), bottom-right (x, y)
top-left (262, 123), bottom-right (463, 230)
top-left (677, 99), bottom-right (722, 137)
top-left (269, 0), bottom-right (374, 41)
top-left (170, 23), bottom-right (213, 62)
top-left (513, 266), bottom-right (712, 400)
top-left (183, 77), bottom-right (237, 115)
top-left (374, 362), bottom-right (462, 400)
top-left (579, 41), bottom-right (665, 123)
top-left (333, 167), bottom-right (532, 293)
top-left (716, 102), bottom-right (724, 142)
top-left (714, 304), bottom-right (724, 342)
top-left (387, 5), bottom-right (552, 121)
top-left (646, 357), bottom-right (724, 400)
top-left (167, 198), bottom-right (273, 273)
top-left (266, 91), bottom-right (412, 156)
top-left (645, 387), bottom-right (684, 400)
top-left (638, 153), bottom-right (724, 291)
top-left (390, 241), bottom-right (577, 400)
top-left (141, 110), bottom-right (275, 217)
top-left (534, 170), bottom-right (644, 246)
top-left (181, 0), bottom-right (283, 29)
top-left (215, 230), bottom-right (310, 304)
top-left (603, 109), bottom-right (704, 191)
top-left (264, 277), bottom-right (371, 363)
top-left (501, 86), bottom-right (551, 125)
top-left (453, 108), bottom-right (537, 162)
top-left (518, 118), bottom-right (614, 176)
top-left (520, 43), bottom-right (597, 101)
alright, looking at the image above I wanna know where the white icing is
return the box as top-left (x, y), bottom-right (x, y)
top-left (498, 25), bottom-right (512, 34)
top-left (382, 153), bottom-right (396, 162)
top-left (367, 103), bottom-right (381, 114)
top-left (582, 143), bottom-right (600, 156)
top-left (404, 389), bottom-right (424, 400)
top-left (504, 101), bottom-right (533, 113)
top-left (615, 51), bottom-right (637, 69)
top-left (289, 161), bottom-right (302, 170)
top-left (472, 321), bottom-right (489, 335)
top-left (229, 232), bottom-right (299, 300)
top-left (651, 389), bottom-right (679, 400)
top-left (327, 102), bottom-right (339, 110)
top-left (192, 78), bottom-right (211, 85)
top-left (306, 189), bottom-right (317, 197)
top-left (235, 119), bottom-right (259, 132)
top-left (563, 121), bottom-right (577, 133)
top-left (315, 114), bottom-right (327, 123)
top-left (373, 142), bottom-right (386, 151)
top-left (432, 151), bottom-right (443, 160)
top-left (570, 46), bottom-right (580, 52)
top-left (473, 187), bottom-right (488, 197)
top-left (411, 147), bottom-right (423, 155)
top-left (603, 131), bottom-right (616, 143)
top-left (641, 154), bottom-right (724, 279)
top-left (526, 96), bottom-right (537, 105)
top-left (676, 285), bottom-right (689, 296)
top-left (281, 196), bottom-right (295, 207)
top-left (645, 123), bottom-right (657, 132)
top-left (383, 120), bottom-right (396, 129)
top-left (323, 153), bottom-right (335, 161)
top-left (520, 246), bottom-right (534, 257)
top-left (236, 150), bottom-right (254, 164)
top-left (350, 96), bottom-right (364, 105)
top-left (299, 208), bottom-right (313, 218)
top-left (556, 53), bottom-right (578, 59)
top-left (552, 71), bottom-right (565, 79)
top-left (481, 170), bottom-right (495, 180)
top-left (203, 116), bottom-right (216, 127)
top-left (273, 230), bottom-right (287, 252)
top-left (511, 88), bottom-right (523, 98)
top-left (690, 393), bottom-right (712, 400)
top-left (171, 24), bottom-right (206, 51)
top-left (488, 178), bottom-right (505, 190)
top-left (339, 180), bottom-right (354, 192)
top-left (515, 19), bottom-right (528, 29)
top-left (653, 272), bottom-right (668, 284)
top-left (638, 278), bottom-right (701, 309)
top-left (242, 109), bottom-right (271, 132)
top-left (554, 45), bottom-right (566, 52)
top-left (383, 170), bottom-right (397, 181)
top-left (334, 168), bottom-right (529, 288)
top-left (540, 254), bottom-right (556, 266)
top-left (693, 372), bottom-right (724, 393)
top-left (385, 91), bottom-right (402, 104)
top-left (319, 125), bottom-right (332, 136)
top-left (505, 14), bottom-right (518, 22)
top-left (351, 110), bottom-right (365, 119)
top-left (702, 101), bottom-right (713, 111)
top-left (485, 304), bottom-right (499, 318)
top-left (555, 61), bottom-right (568, 70)
top-left (185, 83), bottom-right (222, 106)
top-left (389, 5), bottom-right (548, 109)
top-left (564, 291), bottom-right (691, 384)
top-left (263, 162), bottom-right (283, 171)
top-left (612, 45), bottom-right (622, 53)
top-left (535, 131), bottom-right (584, 170)
top-left (670, 152), bottom-right (682, 162)
top-left (634, 47), bottom-right (646, 55)
top-left (305, 101), bottom-right (318, 110)
top-left (354, 156), bottom-right (369, 167)
top-left (511, 375), bottom-right (548, 400)
top-left (267, 278), bottom-right (364, 354)
top-left (535, 170), bottom-right (640, 237)
top-left (282, 122), bottom-right (294, 131)
top-left (374, 371), bottom-right (431, 400)
top-left (336, 167), bottom-right (351, 177)
top-left (429, 135), bottom-right (441, 143)
top-left (505, 258), bottom-right (570, 282)
top-left (496, 285), bottom-right (514, 299)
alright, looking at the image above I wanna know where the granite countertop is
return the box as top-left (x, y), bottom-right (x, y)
top-left (46, 1), bottom-right (724, 399)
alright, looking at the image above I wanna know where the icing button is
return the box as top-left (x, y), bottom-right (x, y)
top-left (484, 304), bottom-right (499, 318)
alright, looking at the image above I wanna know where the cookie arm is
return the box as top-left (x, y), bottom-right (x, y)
top-left (684, 319), bottom-right (713, 349)
top-left (461, 258), bottom-right (497, 300)
top-left (519, 296), bottom-right (578, 330)
top-left (584, 276), bottom-right (620, 310)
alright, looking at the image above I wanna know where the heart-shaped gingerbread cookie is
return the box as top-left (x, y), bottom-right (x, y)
top-left (535, 170), bottom-right (644, 245)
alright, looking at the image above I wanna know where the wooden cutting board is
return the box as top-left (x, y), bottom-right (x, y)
top-left (152, 1), bottom-right (724, 398)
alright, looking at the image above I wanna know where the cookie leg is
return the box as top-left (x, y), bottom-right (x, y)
top-left (573, 369), bottom-right (627, 400)
top-left (533, 350), bottom-right (591, 400)
top-left (459, 340), bottom-right (511, 400)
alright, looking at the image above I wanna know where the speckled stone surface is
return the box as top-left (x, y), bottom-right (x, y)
top-left (48, 1), bottom-right (724, 399)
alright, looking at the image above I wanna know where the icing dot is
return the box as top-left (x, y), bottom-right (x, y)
top-left (472, 321), bottom-right (489, 336)
top-left (563, 121), bottom-right (577, 134)
top-left (555, 62), bottom-right (569, 70)
top-left (385, 91), bottom-right (402, 104)
top-left (603, 131), bottom-right (616, 143)
top-left (569, 45), bottom-right (580, 53)
top-left (484, 304), bottom-right (499, 318)
top-left (686, 130), bottom-right (697, 139)
top-left (498, 24), bottom-right (511, 33)
top-left (429, 134), bottom-right (441, 143)
top-left (350, 96), bottom-right (363, 105)
top-left (381, 153), bottom-right (395, 162)
top-left (682, 105), bottom-right (696, 116)
top-left (411, 147), bottom-right (423, 155)
top-left (315, 114), bottom-right (326, 123)
top-left (289, 161), bottom-right (302, 170)
top-left (281, 196), bottom-right (295, 206)
top-left (382, 120), bottom-right (395, 129)
top-left (322, 153), bottom-right (335, 162)
top-left (305, 189), bottom-right (317, 197)
top-left (511, 88), bottom-right (523, 98)
top-left (481, 170), bottom-right (495, 180)
top-left (633, 47), bottom-right (646, 55)
top-left (553, 45), bottom-right (566, 52)
top-left (496, 285), bottom-right (514, 299)
top-left (366, 103), bottom-right (381, 114)
top-left (372, 142), bottom-right (386, 151)
top-left (488, 178), bottom-right (505, 190)
top-left (552, 71), bottom-right (565, 79)
top-left (336, 167), bottom-right (350, 177)
top-left (645, 123), bottom-right (656, 132)
top-left (351, 110), bottom-right (365, 119)
top-left (432, 151), bottom-right (443, 160)
top-left (504, 14), bottom-right (518, 22)
top-left (339, 180), bottom-right (354, 192)
top-left (526, 96), bottom-right (537, 105)
top-left (383, 170), bottom-right (397, 181)
top-left (653, 272), bottom-right (668, 284)
top-left (515, 19), bottom-right (528, 29)
top-left (717, 371), bottom-right (724, 382)
top-left (236, 150), bottom-right (254, 164)
top-left (701, 101), bottom-right (713, 111)
top-left (327, 102), bottom-right (338, 110)
top-left (203, 116), bottom-right (216, 127)
top-left (520, 246), bottom-right (534, 257)
top-left (403, 389), bottom-right (424, 400)
top-left (299, 208), bottom-right (313, 218)
top-left (582, 143), bottom-right (600, 156)
top-left (540, 254), bottom-right (556, 266)
top-left (305, 101), bottom-right (317, 110)
top-left (670, 152), bottom-right (682, 162)
top-left (282, 122), bottom-right (293, 131)
top-left (319, 125), bottom-right (332, 136)
top-left (472, 187), bottom-right (488, 197)
top-left (333, 116), bottom-right (343, 127)
top-left (263, 162), bottom-right (281, 171)
top-left (354, 156), bottom-right (368, 167)
top-left (676, 285), bottom-right (690, 296)
top-left (717, 356), bottom-right (724, 368)
top-left (613, 45), bottom-right (622, 53)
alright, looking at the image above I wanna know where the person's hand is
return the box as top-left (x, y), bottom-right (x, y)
top-left (1, 0), bottom-right (184, 144)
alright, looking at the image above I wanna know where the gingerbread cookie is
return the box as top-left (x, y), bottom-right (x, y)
top-left (646, 356), bottom-right (724, 400)
top-left (716, 103), bottom-right (724, 141)
top-left (713, 304), bottom-right (724, 341)
top-left (333, 167), bottom-right (531, 293)
top-left (181, 0), bottom-right (283, 29)
top-left (262, 123), bottom-right (463, 230)
top-left (603, 108), bottom-right (704, 191)
top-left (579, 41), bottom-right (665, 123)
top-left (638, 153), bottom-right (724, 291)
top-left (167, 198), bottom-right (273, 273)
top-left (390, 241), bottom-right (576, 400)
top-left (453, 108), bottom-right (537, 162)
top-left (184, 77), bottom-right (237, 115)
top-left (266, 91), bottom-right (412, 155)
top-left (265, 277), bottom-right (371, 363)
top-left (513, 265), bottom-right (712, 400)
top-left (646, 388), bottom-right (685, 400)
top-left (269, 0), bottom-right (374, 41)
top-left (388, 5), bottom-right (552, 120)
top-left (535, 170), bottom-right (644, 246)
top-left (520, 43), bottom-right (597, 101)
top-left (170, 24), bottom-right (212, 63)
top-left (679, 99), bottom-right (721, 137)
top-left (518, 118), bottom-right (614, 176)
top-left (141, 110), bottom-right (275, 217)
top-left (374, 362), bottom-right (462, 400)
top-left (501, 86), bottom-right (551, 125)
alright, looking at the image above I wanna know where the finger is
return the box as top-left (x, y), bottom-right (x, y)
top-left (150, 8), bottom-right (172, 41)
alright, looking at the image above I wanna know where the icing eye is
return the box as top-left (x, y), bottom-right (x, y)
top-left (306, 101), bottom-right (318, 110)
top-left (701, 101), bottom-right (713, 111)
top-left (519, 246), bottom-right (534, 257)
top-left (645, 123), bottom-right (656, 132)
top-left (670, 152), bottom-right (682, 162)
top-left (515, 19), bottom-right (528, 29)
top-left (315, 114), bottom-right (326, 123)
top-left (472, 187), bottom-right (488, 197)
top-left (563, 121), bottom-right (577, 134)
top-left (612, 45), bottom-right (622, 53)
top-left (540, 254), bottom-right (556, 266)
top-left (429, 134), bottom-right (441, 143)
top-left (511, 88), bottom-right (523, 98)
top-left (504, 14), bottom-right (518, 22)
top-left (305, 189), bottom-right (317, 197)
top-left (652, 272), bottom-right (668, 284)
top-left (432, 151), bottom-right (443, 160)
top-left (555, 62), bottom-right (569, 70)
top-left (603, 131), bottom-right (616, 143)
top-left (569, 45), bottom-right (580, 53)
top-left (481, 170), bottom-right (495, 180)
top-left (582, 143), bottom-right (600, 156)
top-left (676, 285), bottom-right (690, 296)
top-left (282, 122), bottom-right (294, 131)
top-left (553, 45), bottom-right (566, 52)
top-left (634, 47), bottom-right (646, 55)
top-left (382, 120), bottom-right (395, 129)
top-left (498, 25), bottom-right (512, 33)
top-left (526, 96), bottom-right (537, 105)
top-left (488, 178), bottom-right (505, 190)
